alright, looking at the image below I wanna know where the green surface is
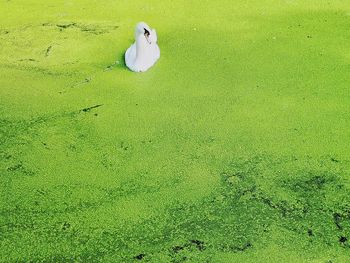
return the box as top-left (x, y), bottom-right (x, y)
top-left (1, 0), bottom-right (350, 262)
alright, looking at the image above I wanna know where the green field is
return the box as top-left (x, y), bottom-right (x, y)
top-left (1, 0), bottom-right (350, 262)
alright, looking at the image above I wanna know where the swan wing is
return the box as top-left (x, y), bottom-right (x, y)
top-left (150, 29), bottom-right (158, 43)
top-left (125, 43), bottom-right (136, 67)
top-left (153, 44), bottom-right (160, 60)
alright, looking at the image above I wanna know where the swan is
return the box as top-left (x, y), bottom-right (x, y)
top-left (125, 22), bottom-right (160, 72)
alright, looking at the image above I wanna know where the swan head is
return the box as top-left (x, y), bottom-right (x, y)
top-left (135, 22), bottom-right (152, 44)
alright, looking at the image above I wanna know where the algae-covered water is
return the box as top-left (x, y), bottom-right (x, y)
top-left (1, 0), bottom-right (350, 262)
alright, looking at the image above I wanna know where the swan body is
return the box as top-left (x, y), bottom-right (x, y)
top-left (125, 22), bottom-right (160, 72)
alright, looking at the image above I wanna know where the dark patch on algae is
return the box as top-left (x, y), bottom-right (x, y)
top-left (42, 22), bottom-right (119, 35)
top-left (45, 45), bottom-right (53, 57)
top-left (80, 104), bottom-right (104, 113)
top-left (134, 253), bottom-right (146, 260)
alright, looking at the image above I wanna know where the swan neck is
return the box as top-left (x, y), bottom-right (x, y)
top-left (136, 35), bottom-right (147, 57)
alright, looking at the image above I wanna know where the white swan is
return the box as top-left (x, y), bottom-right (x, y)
top-left (125, 22), bottom-right (160, 72)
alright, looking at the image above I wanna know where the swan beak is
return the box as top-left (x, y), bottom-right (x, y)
top-left (144, 28), bottom-right (151, 44)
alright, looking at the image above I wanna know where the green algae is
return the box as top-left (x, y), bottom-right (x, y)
top-left (1, 0), bottom-right (350, 262)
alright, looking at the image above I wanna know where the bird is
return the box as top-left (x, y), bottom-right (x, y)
top-left (125, 22), bottom-right (160, 72)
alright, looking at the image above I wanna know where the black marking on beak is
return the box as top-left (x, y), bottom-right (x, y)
top-left (144, 28), bottom-right (151, 44)
top-left (144, 28), bottom-right (150, 37)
